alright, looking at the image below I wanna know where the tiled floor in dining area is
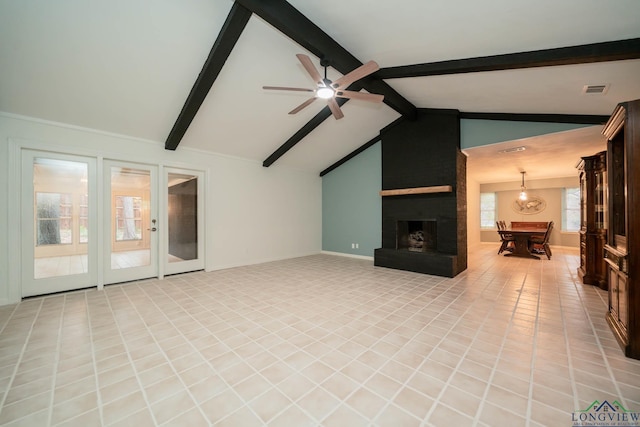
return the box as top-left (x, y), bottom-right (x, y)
top-left (1, 244), bottom-right (639, 426)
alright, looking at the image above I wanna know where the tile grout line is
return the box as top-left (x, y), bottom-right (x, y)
top-left (0, 302), bottom-right (21, 416)
top-left (131, 280), bottom-right (251, 425)
top-left (84, 290), bottom-right (106, 426)
top-left (0, 299), bottom-right (45, 422)
top-left (386, 260), bottom-right (517, 425)
top-left (156, 276), bottom-right (333, 425)
top-left (418, 255), bottom-right (515, 426)
top-left (309, 271), bottom-right (462, 424)
top-left (555, 252), bottom-right (582, 414)
top-left (185, 265), bottom-right (459, 424)
top-left (157, 279), bottom-right (301, 424)
top-left (0, 304), bottom-right (20, 336)
top-left (46, 294), bottom-right (67, 426)
top-left (164, 273), bottom-right (354, 423)
top-left (102, 285), bottom-right (161, 426)
top-left (421, 296), bottom-right (505, 423)
top-left (360, 274), bottom-right (485, 424)
top-left (523, 259), bottom-right (544, 427)
top-left (471, 260), bottom-right (535, 426)
top-left (568, 274), bottom-right (627, 408)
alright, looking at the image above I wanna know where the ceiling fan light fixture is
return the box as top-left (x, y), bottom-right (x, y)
top-left (263, 54), bottom-right (381, 119)
top-left (316, 87), bottom-right (334, 99)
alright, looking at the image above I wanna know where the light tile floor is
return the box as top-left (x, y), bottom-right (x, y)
top-left (1, 244), bottom-right (639, 426)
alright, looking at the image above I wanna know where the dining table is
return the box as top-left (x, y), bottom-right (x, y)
top-left (497, 227), bottom-right (546, 260)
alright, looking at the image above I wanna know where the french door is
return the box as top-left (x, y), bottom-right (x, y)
top-left (21, 150), bottom-right (205, 297)
top-left (103, 160), bottom-right (159, 285)
top-left (21, 151), bottom-right (98, 297)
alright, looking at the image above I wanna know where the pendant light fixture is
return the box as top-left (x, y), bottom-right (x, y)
top-left (519, 171), bottom-right (528, 201)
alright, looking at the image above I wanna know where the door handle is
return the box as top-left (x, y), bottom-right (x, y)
top-left (148, 227), bottom-right (157, 232)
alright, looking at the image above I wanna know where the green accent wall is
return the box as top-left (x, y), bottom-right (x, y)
top-left (322, 142), bottom-right (381, 257)
top-left (460, 119), bottom-right (590, 149)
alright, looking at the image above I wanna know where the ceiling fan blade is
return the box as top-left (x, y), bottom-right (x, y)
top-left (327, 98), bottom-right (344, 120)
top-left (296, 54), bottom-right (324, 86)
top-left (288, 97), bottom-right (317, 115)
top-left (332, 60), bottom-right (380, 90)
top-left (263, 86), bottom-right (315, 92)
top-left (335, 90), bottom-right (384, 103)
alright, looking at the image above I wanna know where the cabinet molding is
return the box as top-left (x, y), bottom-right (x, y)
top-left (603, 99), bottom-right (640, 360)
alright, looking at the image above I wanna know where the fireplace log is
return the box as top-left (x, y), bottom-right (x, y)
top-left (379, 185), bottom-right (452, 197)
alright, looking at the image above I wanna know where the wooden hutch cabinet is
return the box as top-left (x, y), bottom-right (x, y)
top-left (577, 151), bottom-right (607, 289)
top-left (602, 99), bottom-right (640, 360)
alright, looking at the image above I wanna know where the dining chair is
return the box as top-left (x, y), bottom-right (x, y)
top-left (530, 221), bottom-right (554, 259)
top-left (496, 221), bottom-right (514, 254)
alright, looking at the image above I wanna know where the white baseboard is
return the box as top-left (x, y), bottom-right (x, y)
top-left (206, 251), bottom-right (323, 272)
top-left (321, 251), bottom-right (374, 261)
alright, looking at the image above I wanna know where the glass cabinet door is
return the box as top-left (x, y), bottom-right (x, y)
top-left (595, 170), bottom-right (605, 230)
top-left (580, 171), bottom-right (587, 230)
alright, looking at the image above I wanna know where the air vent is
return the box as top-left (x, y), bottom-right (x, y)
top-left (498, 146), bottom-right (526, 154)
top-left (582, 84), bottom-right (609, 95)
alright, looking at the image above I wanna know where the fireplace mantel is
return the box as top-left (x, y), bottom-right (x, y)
top-left (379, 185), bottom-right (453, 197)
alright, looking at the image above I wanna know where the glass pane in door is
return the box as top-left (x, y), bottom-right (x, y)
top-left (33, 158), bottom-right (88, 279)
top-left (110, 166), bottom-right (151, 269)
top-left (167, 173), bottom-right (198, 263)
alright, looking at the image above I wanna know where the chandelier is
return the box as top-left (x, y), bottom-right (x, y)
top-left (519, 171), bottom-right (527, 201)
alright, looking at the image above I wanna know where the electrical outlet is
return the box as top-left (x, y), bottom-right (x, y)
top-left (351, 243), bottom-right (355, 249)
top-left (355, 243), bottom-right (359, 249)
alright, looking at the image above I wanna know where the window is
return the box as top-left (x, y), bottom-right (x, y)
top-left (36, 192), bottom-right (73, 245)
top-left (115, 195), bottom-right (142, 241)
top-left (480, 192), bottom-right (496, 229)
top-left (79, 193), bottom-right (89, 243)
top-left (563, 187), bottom-right (580, 231)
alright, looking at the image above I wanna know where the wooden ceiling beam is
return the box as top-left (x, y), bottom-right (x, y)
top-left (459, 112), bottom-right (609, 124)
top-left (164, 3), bottom-right (251, 151)
top-left (263, 97), bottom-right (351, 167)
top-left (376, 38), bottom-right (640, 79)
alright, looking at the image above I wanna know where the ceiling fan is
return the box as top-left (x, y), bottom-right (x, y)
top-left (263, 54), bottom-right (384, 120)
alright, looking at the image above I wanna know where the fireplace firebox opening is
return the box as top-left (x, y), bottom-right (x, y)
top-left (397, 220), bottom-right (437, 252)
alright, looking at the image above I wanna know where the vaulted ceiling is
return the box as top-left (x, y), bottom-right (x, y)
top-left (1, 0), bottom-right (640, 182)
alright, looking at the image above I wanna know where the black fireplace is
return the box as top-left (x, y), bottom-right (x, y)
top-left (374, 109), bottom-right (467, 277)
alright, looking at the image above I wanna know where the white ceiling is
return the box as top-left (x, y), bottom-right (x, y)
top-left (1, 0), bottom-right (639, 180)
top-left (463, 125), bottom-right (607, 184)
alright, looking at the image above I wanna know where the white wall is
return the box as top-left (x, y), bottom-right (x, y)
top-left (479, 176), bottom-right (580, 247)
top-left (466, 177), bottom-right (482, 250)
top-left (0, 113), bottom-right (322, 305)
